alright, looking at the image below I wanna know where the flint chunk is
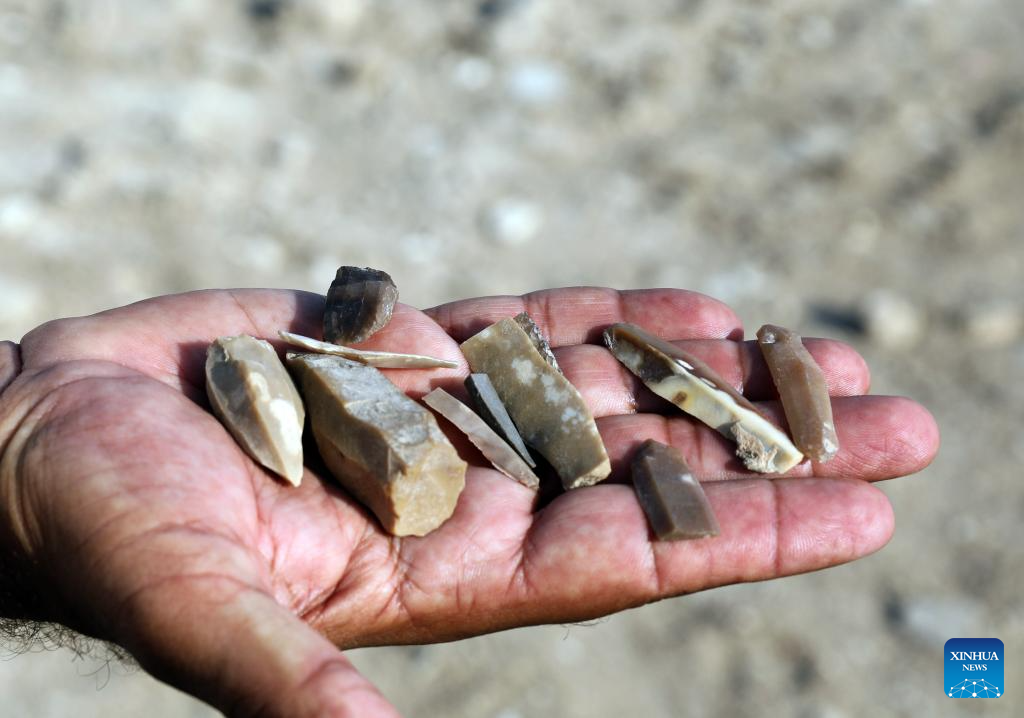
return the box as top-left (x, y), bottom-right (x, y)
top-left (205, 335), bottom-right (305, 485)
top-left (287, 353), bottom-right (466, 537)
top-left (323, 266), bottom-right (399, 344)
top-left (423, 388), bottom-right (539, 489)
top-left (604, 323), bottom-right (804, 474)
top-left (756, 324), bottom-right (839, 463)
top-left (464, 373), bottom-right (536, 467)
top-left (632, 440), bottom-right (719, 540)
top-left (461, 316), bottom-right (610, 489)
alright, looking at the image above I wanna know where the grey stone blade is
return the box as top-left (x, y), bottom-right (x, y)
top-left (631, 439), bottom-right (719, 541)
top-left (423, 388), bottom-right (540, 489)
top-left (323, 266), bottom-right (399, 344)
top-left (279, 330), bottom-right (458, 369)
top-left (205, 335), bottom-right (305, 485)
top-left (460, 317), bottom-right (610, 489)
top-left (756, 324), bottom-right (839, 463)
top-left (464, 373), bottom-right (536, 468)
top-left (604, 323), bottom-right (804, 474)
top-left (287, 352), bottom-right (466, 537)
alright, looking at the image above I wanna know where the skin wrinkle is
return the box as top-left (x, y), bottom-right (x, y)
top-left (227, 289), bottom-right (265, 339)
top-left (295, 511), bottom-right (374, 625)
top-left (114, 572), bottom-right (263, 650)
top-left (770, 480), bottom-right (783, 578)
top-left (523, 291), bottom-right (559, 345)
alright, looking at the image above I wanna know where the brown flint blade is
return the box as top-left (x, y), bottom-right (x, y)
top-left (756, 324), bottom-right (839, 463)
top-left (460, 316), bottom-right (611, 489)
top-left (287, 353), bottom-right (466, 537)
top-left (205, 335), bottom-right (305, 485)
top-left (631, 439), bottom-right (720, 541)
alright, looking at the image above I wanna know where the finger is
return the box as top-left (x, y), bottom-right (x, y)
top-left (374, 477), bottom-right (893, 643)
top-left (597, 395), bottom-right (939, 481)
top-left (505, 477), bottom-right (894, 624)
top-left (18, 289), bottom-right (463, 399)
top-left (556, 337), bottom-right (870, 419)
top-left (117, 574), bottom-right (398, 718)
top-left (425, 287), bottom-right (744, 345)
top-left (0, 341), bottom-right (20, 395)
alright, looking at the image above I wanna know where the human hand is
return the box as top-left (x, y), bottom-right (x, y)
top-left (0, 288), bottom-right (938, 717)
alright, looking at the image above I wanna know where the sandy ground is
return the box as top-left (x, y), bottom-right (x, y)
top-left (1, 0), bottom-right (1022, 715)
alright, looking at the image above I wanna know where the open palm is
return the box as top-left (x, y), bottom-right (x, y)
top-left (0, 287), bottom-right (938, 717)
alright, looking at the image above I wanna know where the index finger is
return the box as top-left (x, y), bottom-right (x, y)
top-left (425, 287), bottom-right (744, 346)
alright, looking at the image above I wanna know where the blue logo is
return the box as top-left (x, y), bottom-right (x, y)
top-left (945, 638), bottom-right (1003, 698)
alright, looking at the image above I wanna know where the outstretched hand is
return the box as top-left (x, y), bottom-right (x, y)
top-left (0, 288), bottom-right (938, 717)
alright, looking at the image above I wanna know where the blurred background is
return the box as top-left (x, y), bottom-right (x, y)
top-left (1, 0), bottom-right (1022, 715)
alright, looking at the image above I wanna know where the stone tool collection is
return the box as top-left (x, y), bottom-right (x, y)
top-left (205, 267), bottom-right (838, 538)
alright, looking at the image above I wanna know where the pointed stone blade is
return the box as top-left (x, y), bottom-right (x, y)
top-left (460, 316), bottom-right (610, 489)
top-left (756, 324), bottom-right (839, 463)
top-left (604, 323), bottom-right (804, 474)
top-left (464, 373), bottom-right (536, 468)
top-left (631, 439), bottom-right (719, 541)
top-left (205, 335), bottom-right (305, 485)
top-left (279, 331), bottom-right (458, 369)
top-left (423, 388), bottom-right (540, 489)
top-left (287, 352), bottom-right (466, 537)
top-left (323, 266), bottom-right (399, 344)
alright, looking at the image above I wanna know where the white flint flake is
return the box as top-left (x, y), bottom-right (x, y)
top-left (278, 330), bottom-right (458, 369)
top-left (605, 323), bottom-right (804, 474)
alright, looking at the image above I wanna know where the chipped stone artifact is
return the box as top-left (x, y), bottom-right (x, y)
top-left (631, 439), bottom-right (719, 541)
top-left (287, 352), bottom-right (466, 537)
top-left (205, 335), bottom-right (305, 486)
top-left (604, 323), bottom-right (803, 474)
top-left (513, 311), bottom-right (561, 373)
top-left (756, 324), bottom-right (839, 463)
top-left (423, 388), bottom-right (540, 489)
top-left (464, 373), bottom-right (536, 468)
top-left (461, 315), bottom-right (610, 489)
top-left (279, 330), bottom-right (458, 369)
top-left (323, 266), bottom-right (399, 344)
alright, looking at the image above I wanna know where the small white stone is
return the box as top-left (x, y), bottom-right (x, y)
top-left (398, 232), bottom-right (442, 264)
top-left (861, 290), bottom-right (925, 349)
top-left (506, 62), bottom-right (566, 104)
top-left (238, 235), bottom-right (287, 273)
top-left (480, 198), bottom-right (543, 245)
top-left (453, 57), bottom-right (494, 91)
top-left (962, 302), bottom-right (1022, 347)
top-left (0, 193), bottom-right (41, 235)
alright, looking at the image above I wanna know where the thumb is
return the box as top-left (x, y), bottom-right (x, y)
top-left (116, 576), bottom-right (398, 718)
